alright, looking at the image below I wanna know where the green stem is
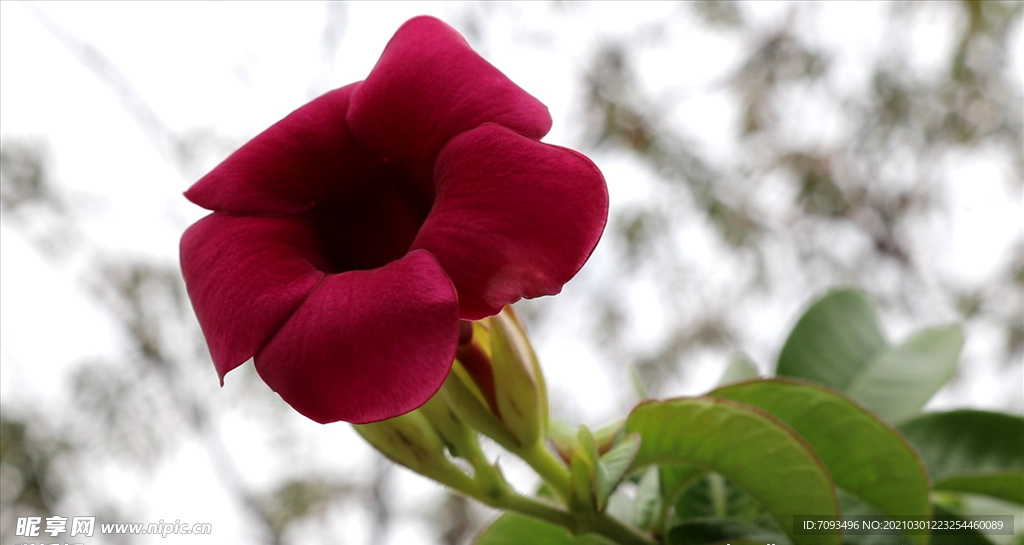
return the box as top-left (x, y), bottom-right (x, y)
top-left (588, 512), bottom-right (660, 545)
top-left (514, 441), bottom-right (657, 545)
top-left (516, 440), bottom-right (574, 502)
top-left (490, 491), bottom-right (576, 529)
top-left (476, 481), bottom-right (657, 545)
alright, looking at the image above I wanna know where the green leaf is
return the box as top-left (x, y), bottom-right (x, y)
top-left (838, 493), bottom-right (998, 545)
top-left (843, 326), bottom-right (963, 424)
top-left (594, 419), bottom-right (627, 455)
top-left (777, 289), bottom-right (887, 390)
top-left (604, 487), bottom-right (636, 528)
top-left (570, 425), bottom-right (599, 511)
top-left (930, 503), bottom-right (998, 545)
top-left (672, 473), bottom-right (762, 523)
top-left (718, 353), bottom-right (759, 385)
top-left (626, 397), bottom-right (841, 545)
top-left (631, 364), bottom-right (653, 401)
top-left (899, 410), bottom-right (1024, 505)
top-left (710, 378), bottom-right (931, 544)
top-left (475, 512), bottom-right (614, 545)
top-left (659, 464), bottom-right (705, 507)
top-left (632, 466), bottom-right (662, 531)
top-left (667, 518), bottom-right (790, 545)
top-left (595, 433), bottom-right (641, 511)
top-left (776, 289), bottom-right (963, 424)
top-left (934, 473), bottom-right (1024, 503)
top-left (836, 490), bottom-right (910, 545)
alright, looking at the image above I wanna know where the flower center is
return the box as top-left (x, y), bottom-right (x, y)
top-left (309, 164), bottom-right (431, 274)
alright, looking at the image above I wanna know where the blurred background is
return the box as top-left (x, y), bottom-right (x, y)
top-left (1, 2), bottom-right (1021, 544)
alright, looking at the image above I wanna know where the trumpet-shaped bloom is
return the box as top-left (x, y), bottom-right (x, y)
top-left (180, 16), bottom-right (607, 424)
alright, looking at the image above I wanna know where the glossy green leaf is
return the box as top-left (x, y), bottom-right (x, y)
top-left (899, 410), bottom-right (1024, 505)
top-left (475, 512), bottom-right (614, 545)
top-left (626, 397), bottom-right (840, 545)
top-left (777, 289), bottom-right (887, 390)
top-left (667, 519), bottom-right (790, 545)
top-left (711, 378), bottom-right (930, 544)
top-left (844, 326), bottom-right (962, 424)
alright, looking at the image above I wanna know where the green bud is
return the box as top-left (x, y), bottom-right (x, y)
top-left (417, 389), bottom-right (481, 461)
top-left (354, 411), bottom-right (473, 491)
top-left (443, 306), bottom-right (549, 452)
top-left (491, 308), bottom-right (548, 446)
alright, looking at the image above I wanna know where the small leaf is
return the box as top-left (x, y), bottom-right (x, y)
top-left (711, 378), bottom-right (931, 544)
top-left (633, 466), bottom-right (662, 531)
top-left (626, 397), bottom-right (840, 545)
top-left (595, 433), bottom-right (640, 511)
top-left (570, 426), bottom-right (599, 511)
top-left (631, 364), bottom-right (652, 401)
top-left (593, 419), bottom-right (626, 455)
top-left (777, 289), bottom-right (887, 390)
top-left (899, 410), bottom-right (1024, 505)
top-left (718, 353), bottom-right (759, 385)
top-left (475, 512), bottom-right (614, 545)
top-left (604, 487), bottom-right (636, 528)
top-left (844, 326), bottom-right (963, 424)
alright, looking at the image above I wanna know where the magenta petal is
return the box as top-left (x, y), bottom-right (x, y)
top-left (254, 250), bottom-right (460, 424)
top-left (185, 84), bottom-right (378, 216)
top-left (412, 124), bottom-right (609, 320)
top-left (347, 16), bottom-right (552, 190)
top-left (180, 213), bottom-right (326, 379)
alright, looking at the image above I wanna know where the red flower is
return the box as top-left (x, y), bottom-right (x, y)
top-left (180, 16), bottom-right (607, 424)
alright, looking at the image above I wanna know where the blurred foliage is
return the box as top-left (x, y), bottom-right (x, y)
top-left (544, 0), bottom-right (1023, 402)
top-left (1, 2), bottom-right (1021, 545)
top-left (0, 413), bottom-right (67, 526)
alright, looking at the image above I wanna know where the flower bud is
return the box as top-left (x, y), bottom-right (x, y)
top-left (354, 411), bottom-right (473, 490)
top-left (442, 306), bottom-right (548, 452)
top-left (417, 389), bottom-right (482, 461)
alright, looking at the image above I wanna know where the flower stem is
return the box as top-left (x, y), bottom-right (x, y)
top-left (513, 441), bottom-right (657, 545)
top-left (516, 440), bottom-right (573, 502)
top-left (472, 479), bottom-right (657, 545)
top-left (488, 491), bottom-right (576, 529)
top-left (588, 512), bottom-right (660, 545)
